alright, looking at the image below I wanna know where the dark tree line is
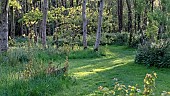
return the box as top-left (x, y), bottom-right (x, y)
top-left (0, 0), bottom-right (170, 52)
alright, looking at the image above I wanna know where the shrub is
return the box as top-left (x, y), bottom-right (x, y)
top-left (15, 36), bottom-right (29, 43)
top-left (135, 40), bottom-right (170, 68)
top-left (130, 35), bottom-right (141, 48)
top-left (113, 32), bottom-right (129, 45)
top-left (97, 73), bottom-right (170, 96)
top-left (100, 32), bottom-right (129, 46)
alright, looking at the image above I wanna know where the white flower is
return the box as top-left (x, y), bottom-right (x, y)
top-left (137, 89), bottom-right (141, 93)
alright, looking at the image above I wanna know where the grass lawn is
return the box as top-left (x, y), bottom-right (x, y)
top-left (63, 45), bottom-right (170, 96)
top-left (0, 45), bottom-right (170, 96)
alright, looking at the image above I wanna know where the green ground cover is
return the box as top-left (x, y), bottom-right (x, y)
top-left (0, 45), bottom-right (170, 96)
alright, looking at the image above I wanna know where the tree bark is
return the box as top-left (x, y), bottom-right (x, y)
top-left (151, 0), bottom-right (154, 12)
top-left (133, 0), bottom-right (137, 33)
top-left (137, 14), bottom-right (141, 31)
top-left (157, 1), bottom-right (166, 40)
top-left (117, 0), bottom-right (123, 33)
top-left (157, 22), bottom-right (163, 40)
top-left (70, 0), bottom-right (74, 7)
top-left (82, 0), bottom-right (87, 49)
top-left (10, 6), bottom-right (15, 38)
top-left (61, 0), bottom-right (66, 7)
top-left (0, 0), bottom-right (9, 52)
top-left (41, 0), bottom-right (48, 48)
top-left (94, 0), bottom-right (104, 51)
top-left (142, 0), bottom-right (148, 30)
top-left (76, 0), bottom-right (79, 6)
top-left (51, 0), bottom-right (57, 8)
top-left (126, 0), bottom-right (133, 46)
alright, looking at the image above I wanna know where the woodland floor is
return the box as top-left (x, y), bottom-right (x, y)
top-left (64, 46), bottom-right (170, 96)
top-left (0, 45), bottom-right (170, 96)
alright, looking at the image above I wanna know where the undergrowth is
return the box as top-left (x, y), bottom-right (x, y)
top-left (96, 73), bottom-right (170, 96)
top-left (0, 41), bottom-right (106, 95)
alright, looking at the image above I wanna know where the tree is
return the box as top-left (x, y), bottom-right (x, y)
top-left (41, 0), bottom-right (48, 48)
top-left (0, 0), bottom-right (9, 52)
top-left (117, 0), bottom-right (123, 32)
top-left (9, 0), bottom-right (21, 38)
top-left (126, 0), bottom-right (133, 46)
top-left (94, 0), bottom-right (104, 51)
top-left (70, 0), bottom-right (74, 7)
top-left (51, 0), bottom-right (57, 8)
top-left (76, 0), bottom-right (79, 6)
top-left (82, 0), bottom-right (87, 49)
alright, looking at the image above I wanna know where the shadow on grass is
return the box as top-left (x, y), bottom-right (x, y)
top-left (69, 59), bottom-right (170, 96)
top-left (1, 45), bottom-right (170, 96)
top-left (66, 45), bottom-right (170, 95)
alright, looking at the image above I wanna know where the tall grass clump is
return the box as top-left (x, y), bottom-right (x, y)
top-left (0, 54), bottom-right (74, 96)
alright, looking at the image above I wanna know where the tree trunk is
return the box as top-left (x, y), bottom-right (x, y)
top-left (151, 0), bottom-right (154, 12)
top-left (134, 13), bottom-right (137, 33)
top-left (157, 22), bottom-right (163, 40)
top-left (126, 0), bottom-right (133, 46)
top-left (157, 1), bottom-right (166, 40)
top-left (10, 6), bottom-right (15, 38)
top-left (76, 0), bottom-right (79, 6)
top-left (117, 0), bottom-right (123, 33)
top-left (21, 22), bottom-right (23, 35)
top-left (137, 14), bottom-right (141, 31)
top-left (94, 0), bottom-right (104, 51)
top-left (133, 0), bottom-right (137, 33)
top-left (41, 0), bottom-right (48, 48)
top-left (61, 0), bottom-right (66, 7)
top-left (70, 0), bottom-right (74, 7)
top-left (63, 0), bottom-right (66, 8)
top-left (0, 0), bottom-right (9, 52)
top-left (142, 0), bottom-right (148, 30)
top-left (82, 0), bottom-right (87, 49)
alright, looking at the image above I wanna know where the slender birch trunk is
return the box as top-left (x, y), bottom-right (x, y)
top-left (94, 0), bottom-right (104, 51)
top-left (41, 0), bottom-right (48, 48)
top-left (82, 0), bottom-right (87, 49)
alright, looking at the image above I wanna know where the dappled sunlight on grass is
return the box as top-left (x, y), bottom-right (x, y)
top-left (74, 65), bottom-right (125, 78)
top-left (72, 56), bottom-right (134, 78)
top-left (92, 63), bottom-right (126, 72)
top-left (75, 65), bottom-right (93, 70)
top-left (110, 57), bottom-right (134, 64)
top-left (74, 72), bottom-right (96, 77)
top-left (1, 45), bottom-right (170, 96)
top-left (65, 46), bottom-right (170, 96)
top-left (71, 55), bottom-right (134, 72)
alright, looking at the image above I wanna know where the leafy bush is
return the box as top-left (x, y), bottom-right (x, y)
top-left (130, 35), bottom-right (141, 48)
top-left (135, 40), bottom-right (170, 68)
top-left (97, 73), bottom-right (170, 96)
top-left (15, 36), bottom-right (29, 43)
top-left (112, 32), bottom-right (129, 45)
top-left (100, 32), bottom-right (129, 46)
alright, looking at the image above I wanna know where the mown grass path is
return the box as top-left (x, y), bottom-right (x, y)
top-left (61, 46), bottom-right (170, 96)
